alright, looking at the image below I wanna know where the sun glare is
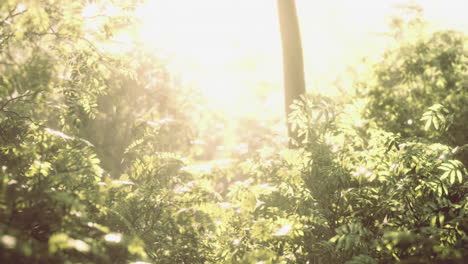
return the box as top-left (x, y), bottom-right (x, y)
top-left (135, 0), bottom-right (282, 115)
top-left (131, 0), bottom-right (467, 116)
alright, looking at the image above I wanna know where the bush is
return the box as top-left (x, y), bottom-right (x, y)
top-left (1, 1), bottom-right (466, 263)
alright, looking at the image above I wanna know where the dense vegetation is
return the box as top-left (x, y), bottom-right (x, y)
top-left (0, 1), bottom-right (467, 263)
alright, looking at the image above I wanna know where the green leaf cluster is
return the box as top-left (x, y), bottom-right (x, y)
top-left (0, 1), bottom-right (467, 264)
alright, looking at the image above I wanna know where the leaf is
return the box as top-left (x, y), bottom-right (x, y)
top-left (385, 141), bottom-right (394, 153)
top-left (430, 215), bottom-right (437, 227)
top-left (424, 118), bottom-right (432, 131)
top-left (442, 184), bottom-right (448, 195)
top-left (439, 163), bottom-right (451, 171)
top-left (449, 171), bottom-right (455, 184)
top-left (438, 160), bottom-right (464, 185)
top-left (433, 116), bottom-right (440, 130)
top-left (344, 236), bottom-right (353, 250)
top-left (438, 212), bottom-right (445, 226)
top-left (456, 170), bottom-right (463, 183)
top-left (440, 171), bottom-right (450, 180)
top-left (421, 104), bottom-right (450, 132)
top-left (329, 235), bottom-right (339, 243)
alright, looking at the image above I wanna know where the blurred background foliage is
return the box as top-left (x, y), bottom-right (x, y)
top-left (0, 0), bottom-right (467, 263)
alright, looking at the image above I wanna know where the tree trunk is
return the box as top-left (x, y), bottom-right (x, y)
top-left (277, 0), bottom-right (306, 147)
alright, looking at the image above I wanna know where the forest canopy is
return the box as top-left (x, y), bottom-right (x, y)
top-left (0, 0), bottom-right (467, 263)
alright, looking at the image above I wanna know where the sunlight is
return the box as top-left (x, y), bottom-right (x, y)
top-left (135, 0), bottom-right (280, 62)
top-left (82, 2), bottom-right (101, 32)
top-left (104, 233), bottom-right (122, 243)
top-left (132, 0), bottom-right (468, 116)
top-left (135, 0), bottom-right (282, 115)
top-left (134, 0), bottom-right (390, 103)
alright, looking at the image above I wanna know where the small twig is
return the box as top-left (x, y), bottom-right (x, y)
top-left (0, 6), bottom-right (28, 23)
top-left (0, 61), bottom-right (15, 66)
top-left (405, 196), bottom-right (420, 222)
top-left (0, 33), bottom-right (15, 48)
top-left (0, 91), bottom-right (32, 111)
top-left (9, 7), bottom-right (28, 19)
top-left (83, 14), bottom-right (112, 20)
top-left (0, 110), bottom-right (38, 126)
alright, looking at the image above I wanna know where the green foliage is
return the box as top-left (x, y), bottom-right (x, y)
top-left (420, 104), bottom-right (453, 132)
top-left (1, 0), bottom-right (206, 263)
top-left (0, 1), bottom-right (467, 263)
top-left (198, 28), bottom-right (468, 263)
top-left (365, 30), bottom-right (468, 164)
